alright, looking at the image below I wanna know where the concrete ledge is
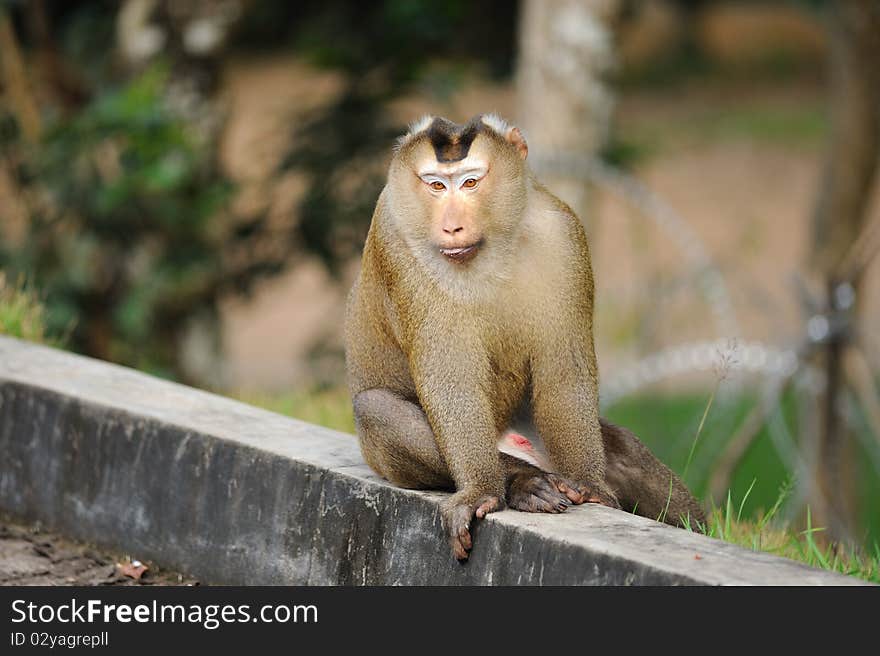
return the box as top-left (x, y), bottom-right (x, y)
top-left (0, 336), bottom-right (865, 585)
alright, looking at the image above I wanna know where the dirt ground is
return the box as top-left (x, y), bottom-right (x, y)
top-left (0, 515), bottom-right (198, 586)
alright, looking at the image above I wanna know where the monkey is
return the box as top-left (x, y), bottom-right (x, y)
top-left (344, 114), bottom-right (705, 561)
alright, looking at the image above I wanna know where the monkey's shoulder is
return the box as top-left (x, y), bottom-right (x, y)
top-left (525, 180), bottom-right (591, 248)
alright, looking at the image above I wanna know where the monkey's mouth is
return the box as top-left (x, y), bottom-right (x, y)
top-left (439, 241), bottom-right (482, 263)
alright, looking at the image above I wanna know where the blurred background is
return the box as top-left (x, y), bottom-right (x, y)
top-left (1, 0), bottom-right (878, 568)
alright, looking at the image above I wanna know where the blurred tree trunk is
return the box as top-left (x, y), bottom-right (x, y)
top-left (810, 0), bottom-right (880, 542)
top-left (515, 0), bottom-right (622, 224)
top-left (24, 0), bottom-right (88, 111)
top-left (0, 8), bottom-right (41, 141)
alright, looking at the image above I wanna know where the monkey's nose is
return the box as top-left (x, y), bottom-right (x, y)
top-left (442, 225), bottom-right (464, 235)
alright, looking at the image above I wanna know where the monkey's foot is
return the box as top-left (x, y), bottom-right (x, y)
top-left (440, 493), bottom-right (505, 561)
top-left (506, 472), bottom-right (585, 513)
top-left (574, 480), bottom-right (621, 509)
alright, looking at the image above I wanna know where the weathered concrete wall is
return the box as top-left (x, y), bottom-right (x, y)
top-left (0, 336), bottom-right (866, 585)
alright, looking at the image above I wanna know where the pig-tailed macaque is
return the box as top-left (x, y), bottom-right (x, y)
top-left (344, 114), bottom-right (705, 560)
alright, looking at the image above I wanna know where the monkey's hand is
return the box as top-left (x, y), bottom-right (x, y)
top-left (440, 491), bottom-right (505, 561)
top-left (506, 471), bottom-right (585, 513)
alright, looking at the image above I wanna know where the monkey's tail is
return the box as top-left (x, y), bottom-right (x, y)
top-left (600, 418), bottom-right (707, 532)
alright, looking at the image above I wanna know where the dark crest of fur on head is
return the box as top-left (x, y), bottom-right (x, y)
top-left (394, 114), bottom-right (514, 160)
top-left (424, 116), bottom-right (484, 163)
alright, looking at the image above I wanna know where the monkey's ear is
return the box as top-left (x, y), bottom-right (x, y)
top-left (506, 127), bottom-right (528, 160)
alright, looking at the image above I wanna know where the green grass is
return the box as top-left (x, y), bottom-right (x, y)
top-left (242, 384), bottom-right (880, 583)
top-left (695, 485), bottom-right (879, 583)
top-left (0, 273), bottom-right (63, 346)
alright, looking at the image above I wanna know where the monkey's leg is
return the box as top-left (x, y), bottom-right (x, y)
top-left (601, 419), bottom-right (707, 529)
top-left (353, 388), bottom-right (453, 490)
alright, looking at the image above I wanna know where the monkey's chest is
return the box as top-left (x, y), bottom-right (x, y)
top-left (485, 341), bottom-right (531, 424)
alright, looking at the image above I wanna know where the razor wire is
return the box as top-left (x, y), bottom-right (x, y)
top-left (530, 152), bottom-right (802, 400)
top-left (532, 153), bottom-right (740, 340)
top-left (529, 152), bottom-right (858, 493)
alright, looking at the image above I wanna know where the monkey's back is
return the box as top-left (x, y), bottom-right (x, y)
top-left (344, 218), bottom-right (418, 402)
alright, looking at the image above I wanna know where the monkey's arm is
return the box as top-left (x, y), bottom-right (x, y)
top-left (530, 328), bottom-right (618, 507)
top-left (409, 333), bottom-right (508, 560)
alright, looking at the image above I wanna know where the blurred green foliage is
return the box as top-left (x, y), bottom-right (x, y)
top-left (0, 0), bottom-right (518, 372)
top-left (0, 66), bottom-right (232, 377)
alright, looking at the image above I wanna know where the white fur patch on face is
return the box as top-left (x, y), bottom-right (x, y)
top-left (417, 154), bottom-right (488, 182)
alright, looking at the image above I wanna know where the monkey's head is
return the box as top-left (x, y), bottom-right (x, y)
top-left (386, 114), bottom-right (530, 290)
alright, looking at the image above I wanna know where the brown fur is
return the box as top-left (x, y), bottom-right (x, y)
top-left (345, 114), bottom-right (705, 560)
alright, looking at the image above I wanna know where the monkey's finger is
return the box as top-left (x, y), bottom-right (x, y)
top-left (451, 535), bottom-right (470, 561)
top-left (533, 495), bottom-right (565, 513)
top-left (532, 485), bottom-right (571, 511)
top-left (539, 497), bottom-right (569, 512)
top-left (549, 476), bottom-right (588, 504)
top-left (450, 523), bottom-right (472, 560)
top-left (458, 526), bottom-right (472, 551)
top-left (475, 496), bottom-right (502, 519)
top-left (574, 485), bottom-right (604, 504)
top-left (579, 486), bottom-right (620, 508)
top-left (518, 490), bottom-right (565, 513)
top-left (574, 484), bottom-right (598, 502)
top-left (443, 503), bottom-right (476, 560)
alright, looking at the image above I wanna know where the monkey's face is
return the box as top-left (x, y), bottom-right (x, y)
top-left (388, 116), bottom-right (529, 289)
top-left (413, 137), bottom-right (492, 264)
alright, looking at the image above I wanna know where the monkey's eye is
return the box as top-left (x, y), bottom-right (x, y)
top-left (429, 181), bottom-right (446, 192)
top-left (461, 178), bottom-right (478, 189)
